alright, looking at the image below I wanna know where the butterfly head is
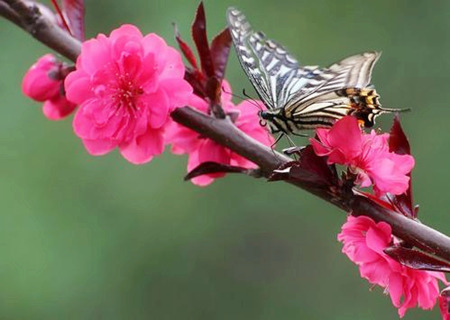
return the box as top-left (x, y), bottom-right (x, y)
top-left (259, 110), bottom-right (289, 134)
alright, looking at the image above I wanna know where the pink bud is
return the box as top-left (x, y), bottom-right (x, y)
top-left (43, 96), bottom-right (77, 121)
top-left (22, 54), bottom-right (61, 101)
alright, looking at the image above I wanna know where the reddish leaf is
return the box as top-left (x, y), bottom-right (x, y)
top-left (62, 0), bottom-right (85, 41)
top-left (269, 146), bottom-right (338, 187)
top-left (184, 68), bottom-right (206, 98)
top-left (205, 76), bottom-right (221, 106)
top-left (184, 162), bottom-right (261, 181)
top-left (50, 0), bottom-right (72, 35)
top-left (191, 2), bottom-right (215, 77)
top-left (174, 24), bottom-right (198, 69)
top-left (385, 246), bottom-right (450, 272)
top-left (355, 190), bottom-right (396, 211)
top-left (389, 115), bottom-right (415, 218)
top-left (389, 115), bottom-right (411, 155)
top-left (210, 28), bottom-right (232, 80)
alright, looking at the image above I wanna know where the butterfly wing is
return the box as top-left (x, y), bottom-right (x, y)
top-left (288, 52), bottom-right (381, 104)
top-left (283, 52), bottom-right (380, 118)
top-left (227, 7), bottom-right (316, 110)
top-left (327, 51), bottom-right (380, 88)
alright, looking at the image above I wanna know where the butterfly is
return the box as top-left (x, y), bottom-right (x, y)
top-left (226, 7), bottom-right (406, 136)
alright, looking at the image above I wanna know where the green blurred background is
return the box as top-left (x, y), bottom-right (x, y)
top-left (1, 0), bottom-right (449, 319)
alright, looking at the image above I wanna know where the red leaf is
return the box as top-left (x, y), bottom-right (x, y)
top-left (355, 190), bottom-right (396, 211)
top-left (191, 2), bottom-right (215, 77)
top-left (269, 146), bottom-right (338, 187)
top-left (184, 68), bottom-right (206, 98)
top-left (389, 115), bottom-right (415, 218)
top-left (174, 24), bottom-right (198, 69)
top-left (385, 245), bottom-right (450, 272)
top-left (50, 0), bottom-right (72, 35)
top-left (389, 115), bottom-right (411, 155)
top-left (62, 0), bottom-right (85, 41)
top-left (184, 162), bottom-right (261, 181)
top-left (205, 76), bottom-right (221, 106)
top-left (210, 28), bottom-right (232, 80)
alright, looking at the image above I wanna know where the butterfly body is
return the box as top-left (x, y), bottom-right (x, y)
top-left (227, 8), bottom-right (405, 134)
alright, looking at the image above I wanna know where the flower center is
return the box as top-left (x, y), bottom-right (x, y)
top-left (113, 73), bottom-right (144, 111)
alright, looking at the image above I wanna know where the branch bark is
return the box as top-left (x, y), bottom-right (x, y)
top-left (2, 0), bottom-right (450, 264)
top-left (172, 107), bottom-right (450, 262)
top-left (0, 1), bottom-right (21, 26)
top-left (1, 0), bottom-right (81, 61)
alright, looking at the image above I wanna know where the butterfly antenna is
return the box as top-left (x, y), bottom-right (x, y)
top-left (221, 86), bottom-right (246, 101)
top-left (220, 86), bottom-right (262, 111)
top-left (380, 107), bottom-right (411, 113)
top-left (242, 88), bottom-right (263, 111)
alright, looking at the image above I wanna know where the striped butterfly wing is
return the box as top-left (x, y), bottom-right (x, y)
top-left (283, 52), bottom-right (382, 128)
top-left (289, 52), bottom-right (380, 105)
top-left (227, 7), bottom-right (317, 110)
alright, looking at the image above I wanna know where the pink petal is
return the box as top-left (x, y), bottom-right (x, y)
top-left (197, 139), bottom-right (231, 165)
top-left (73, 100), bottom-right (126, 140)
top-left (142, 90), bottom-right (169, 129)
top-left (187, 139), bottom-right (231, 186)
top-left (82, 138), bottom-right (117, 155)
top-left (158, 78), bottom-right (193, 111)
top-left (42, 96), bottom-right (77, 120)
top-left (360, 260), bottom-right (390, 285)
top-left (119, 126), bottom-right (164, 164)
top-left (79, 34), bottom-right (111, 75)
top-left (187, 149), bottom-right (218, 186)
top-left (310, 138), bottom-right (333, 157)
top-left (365, 224), bottom-right (391, 253)
top-left (388, 272), bottom-right (404, 308)
top-left (165, 121), bottom-right (200, 154)
top-left (64, 71), bottom-right (93, 104)
top-left (142, 34), bottom-right (185, 79)
top-left (327, 116), bottom-right (362, 161)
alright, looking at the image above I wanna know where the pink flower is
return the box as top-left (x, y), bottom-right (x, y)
top-left (310, 116), bottom-right (415, 195)
top-left (166, 81), bottom-right (274, 186)
top-left (338, 215), bottom-right (447, 318)
top-left (64, 24), bottom-right (192, 164)
top-left (22, 54), bottom-right (76, 120)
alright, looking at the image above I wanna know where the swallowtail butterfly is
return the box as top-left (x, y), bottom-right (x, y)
top-left (226, 7), bottom-right (405, 135)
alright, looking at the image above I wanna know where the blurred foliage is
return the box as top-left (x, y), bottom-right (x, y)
top-left (1, 0), bottom-right (449, 319)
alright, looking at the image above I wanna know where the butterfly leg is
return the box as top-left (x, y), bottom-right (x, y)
top-left (271, 133), bottom-right (285, 149)
top-left (282, 135), bottom-right (304, 159)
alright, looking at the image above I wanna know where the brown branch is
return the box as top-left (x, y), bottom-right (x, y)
top-left (172, 107), bottom-right (450, 262)
top-left (2, 0), bottom-right (450, 264)
top-left (0, 1), bottom-right (22, 26)
top-left (1, 0), bottom-right (81, 61)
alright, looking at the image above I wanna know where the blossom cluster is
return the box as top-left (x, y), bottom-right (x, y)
top-left (23, 24), bottom-right (271, 181)
top-left (338, 216), bottom-right (447, 317)
top-left (310, 116), bottom-right (414, 196)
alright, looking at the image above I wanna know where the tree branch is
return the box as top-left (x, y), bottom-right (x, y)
top-left (2, 1), bottom-right (450, 264)
top-left (0, 1), bottom-right (22, 26)
top-left (171, 107), bottom-right (450, 262)
top-left (1, 0), bottom-right (81, 61)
